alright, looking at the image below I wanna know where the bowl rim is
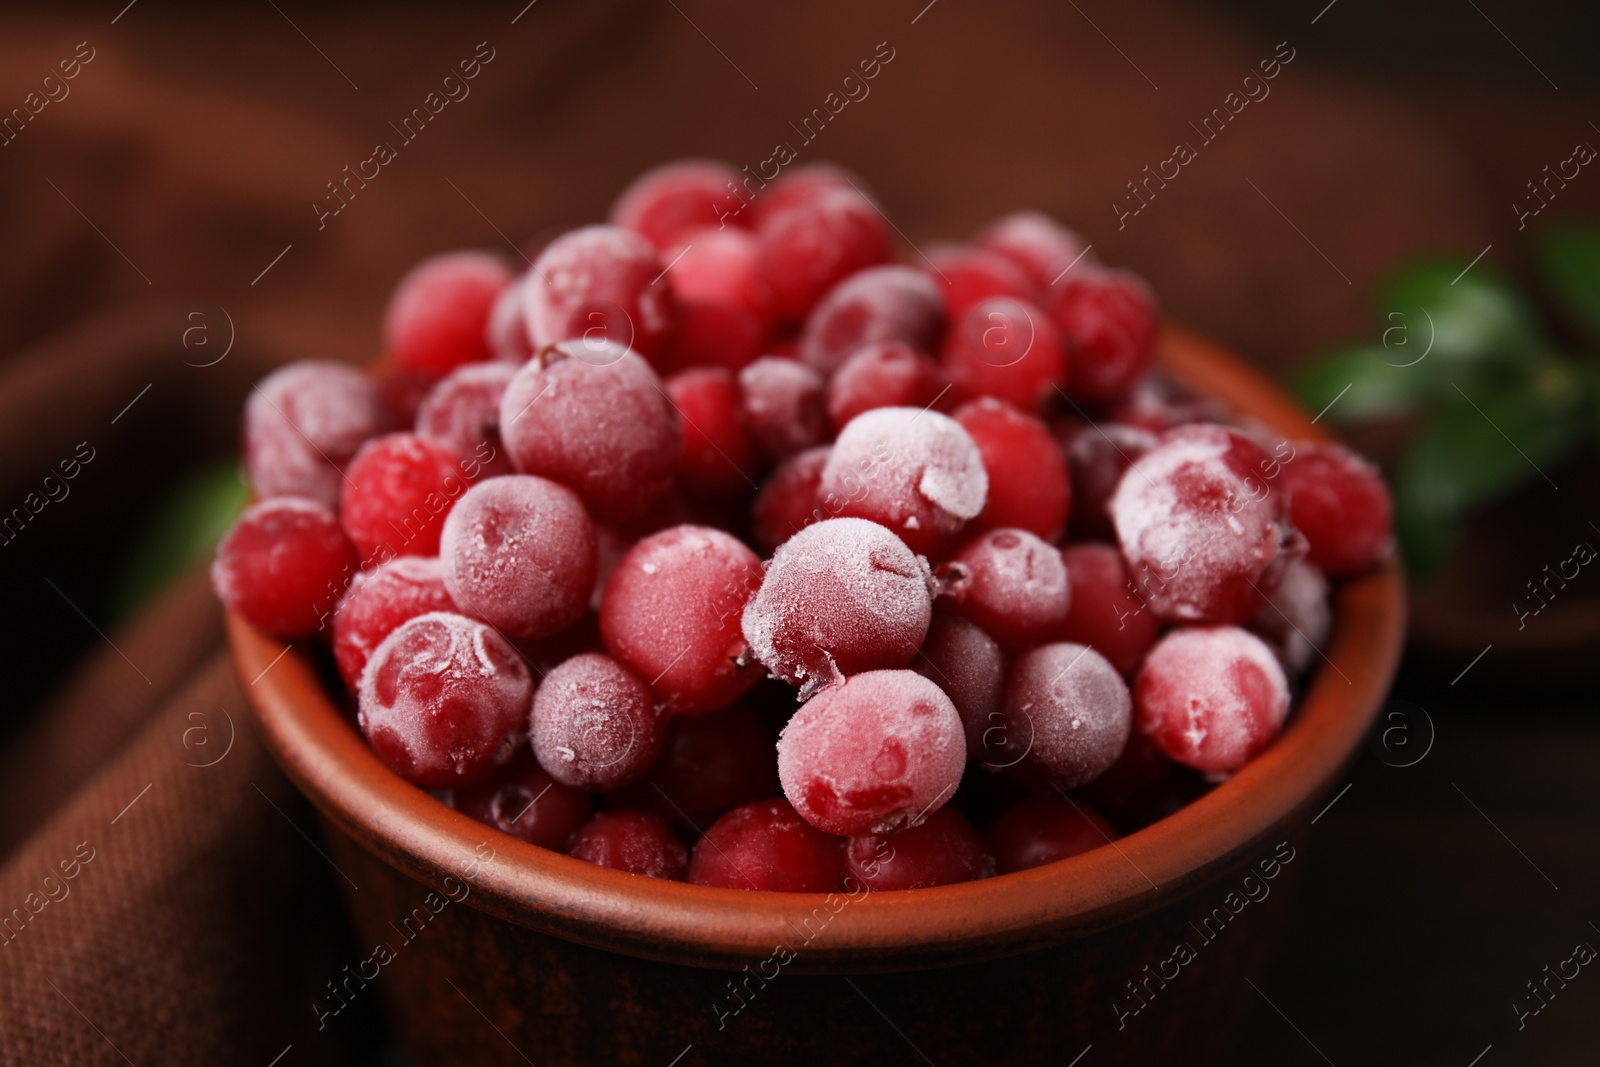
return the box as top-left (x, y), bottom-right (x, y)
top-left (230, 324), bottom-right (1406, 973)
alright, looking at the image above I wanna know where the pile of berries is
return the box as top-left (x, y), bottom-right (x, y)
top-left (214, 159), bottom-right (1393, 893)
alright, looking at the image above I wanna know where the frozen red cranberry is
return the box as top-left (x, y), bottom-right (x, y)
top-left (1063, 421), bottom-right (1158, 542)
top-left (663, 227), bottom-right (771, 371)
top-left (451, 751), bottom-right (592, 850)
top-left (844, 806), bottom-right (992, 890)
top-left (213, 498), bottom-right (358, 638)
top-left (340, 433), bottom-right (473, 560)
top-left (924, 242), bottom-right (1035, 318)
top-left (985, 796), bottom-right (1116, 874)
top-left (1134, 626), bottom-right (1290, 774)
top-left (499, 343), bottom-right (680, 522)
top-left (610, 159), bottom-right (746, 250)
top-left (1109, 375), bottom-right (1228, 434)
top-left (757, 188), bottom-right (891, 325)
top-left (567, 810), bottom-right (688, 880)
top-left (383, 251), bottom-right (511, 378)
top-left (523, 225), bottom-right (678, 361)
top-left (912, 614), bottom-right (1004, 759)
top-left (486, 271), bottom-right (534, 363)
top-left (943, 529), bottom-right (1070, 652)
top-left (954, 398), bottom-right (1070, 541)
top-left (600, 525), bottom-right (764, 715)
top-left (987, 643), bottom-right (1131, 790)
top-left (737, 357), bottom-right (829, 462)
top-left (1050, 267), bottom-right (1159, 405)
top-left (1248, 558), bottom-right (1331, 677)
top-left (612, 701), bottom-right (778, 831)
top-left (798, 265), bottom-right (946, 376)
top-left (1074, 727), bottom-right (1179, 822)
top-left (827, 342), bottom-right (951, 432)
top-left (665, 367), bottom-right (758, 496)
top-left (818, 407), bottom-right (988, 558)
top-left (941, 297), bottom-right (1067, 413)
top-left (976, 211), bottom-right (1090, 294)
top-left (414, 362), bottom-right (517, 478)
top-left (777, 670), bottom-right (966, 836)
top-left (244, 361), bottom-right (386, 507)
top-left (375, 366), bottom-right (436, 429)
top-left (688, 798), bottom-right (844, 892)
top-left (530, 652), bottom-right (664, 791)
top-left (1057, 544), bottom-right (1161, 679)
top-left (746, 162), bottom-right (862, 228)
top-left (1110, 424), bottom-right (1303, 625)
top-left (1278, 442), bottom-right (1392, 576)
top-left (751, 446), bottom-right (831, 554)
top-left (742, 518), bottom-right (934, 697)
top-left (439, 475), bottom-right (596, 639)
top-left (358, 611), bottom-right (532, 788)
top-left (332, 556), bottom-right (458, 691)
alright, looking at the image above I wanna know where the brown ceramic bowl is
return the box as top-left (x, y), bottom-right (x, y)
top-left (231, 325), bottom-right (1404, 1067)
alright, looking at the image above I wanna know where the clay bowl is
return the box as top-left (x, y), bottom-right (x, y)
top-left (230, 325), bottom-right (1405, 1067)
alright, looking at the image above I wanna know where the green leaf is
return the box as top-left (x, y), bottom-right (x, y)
top-left (1395, 490), bottom-right (1459, 578)
top-left (1534, 224), bottom-right (1600, 344)
top-left (1377, 260), bottom-right (1544, 367)
top-left (1292, 345), bottom-right (1451, 422)
top-left (109, 461), bottom-right (249, 622)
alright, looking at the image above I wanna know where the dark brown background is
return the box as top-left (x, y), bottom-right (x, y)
top-left (0, 1), bottom-right (1595, 1063)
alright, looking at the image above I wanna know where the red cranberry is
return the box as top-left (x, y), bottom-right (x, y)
top-left (1050, 267), bottom-right (1158, 404)
top-left (332, 556), bottom-right (458, 691)
top-left (212, 498), bottom-right (358, 638)
top-left (610, 159), bottom-right (746, 250)
top-left (244, 361), bottom-right (386, 507)
top-left (1109, 375), bottom-right (1228, 434)
top-left (827, 342), bottom-right (951, 432)
top-left (340, 433), bottom-right (473, 560)
top-left (499, 343), bottom-right (680, 522)
top-left (599, 525), bottom-right (764, 715)
top-left (954, 398), bottom-right (1070, 541)
top-left (737, 357), bottom-right (829, 462)
top-left (612, 701), bottom-right (778, 831)
top-left (1063, 421), bottom-right (1157, 542)
top-left (358, 612), bottom-right (532, 788)
top-left (1134, 626), bottom-right (1289, 774)
top-left (985, 796), bottom-right (1116, 874)
top-left (941, 297), bottom-right (1066, 413)
top-left (844, 806), bottom-right (992, 890)
top-left (1057, 543), bottom-right (1161, 679)
top-left (1278, 442), bottom-right (1393, 576)
top-left (452, 751), bottom-right (592, 850)
top-left (912, 614), bottom-right (1004, 760)
top-left (976, 211), bottom-right (1090, 294)
top-left (989, 643), bottom-right (1131, 790)
top-left (751, 446), bottom-right (831, 554)
top-left (777, 670), bottom-right (965, 836)
top-left (530, 652), bottom-right (664, 791)
top-left (414, 362), bottom-right (517, 478)
top-left (666, 367), bottom-right (758, 496)
top-left (567, 810), bottom-right (688, 880)
top-left (942, 529), bottom-right (1071, 652)
top-left (923, 242), bottom-right (1034, 318)
top-left (746, 162), bottom-right (861, 228)
top-left (663, 227), bottom-right (771, 371)
top-left (757, 188), bottom-right (891, 325)
top-left (688, 798), bottom-right (844, 892)
top-left (1248, 558), bottom-right (1331, 677)
top-left (523, 225), bottom-right (677, 361)
top-left (486, 271), bottom-right (534, 363)
top-left (798, 265), bottom-right (945, 376)
top-left (818, 407), bottom-right (988, 559)
top-left (742, 518), bottom-right (934, 698)
top-left (383, 251), bottom-right (511, 378)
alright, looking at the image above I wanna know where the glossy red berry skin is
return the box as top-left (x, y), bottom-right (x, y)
top-left (798, 265), bottom-right (945, 376)
top-left (332, 556), bottom-right (458, 691)
top-left (610, 159), bottom-right (746, 250)
top-left (414, 362), bottom-right (517, 478)
top-left (244, 361), bottom-right (387, 508)
top-left (567, 810), bottom-right (689, 880)
top-left (383, 251), bottom-right (511, 378)
top-left (757, 188), bottom-right (891, 326)
top-left (340, 433), bottom-right (473, 561)
top-left (1057, 543), bottom-right (1162, 679)
top-left (1050, 267), bottom-right (1158, 405)
top-left (954, 398), bottom-right (1070, 541)
top-left (1278, 442), bottom-right (1393, 576)
top-left (751, 446), bottom-right (830, 554)
top-left (941, 297), bottom-right (1066, 413)
top-left (844, 806), bottom-right (992, 890)
top-left (451, 752), bottom-right (592, 850)
top-left (358, 612), bottom-right (533, 789)
top-left (737, 357), bottom-right (830, 463)
top-left (827, 342), bottom-right (951, 433)
top-left (599, 525), bottom-right (764, 715)
top-left (985, 796), bottom-right (1116, 874)
top-left (523, 225), bottom-right (678, 361)
top-left (1134, 626), bottom-right (1290, 774)
top-left (665, 367), bottom-right (759, 496)
top-left (923, 242), bottom-right (1035, 319)
top-left (943, 529), bottom-right (1071, 652)
top-left (1062, 421), bottom-right (1157, 542)
top-left (530, 652), bottom-right (664, 791)
top-left (663, 227), bottom-right (771, 371)
top-left (688, 798), bottom-right (845, 892)
top-left (611, 701), bottom-right (778, 831)
top-left (212, 498), bottom-right (358, 638)
top-left (976, 211), bottom-right (1090, 294)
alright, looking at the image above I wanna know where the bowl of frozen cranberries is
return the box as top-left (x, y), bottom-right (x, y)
top-left (222, 160), bottom-right (1403, 1065)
